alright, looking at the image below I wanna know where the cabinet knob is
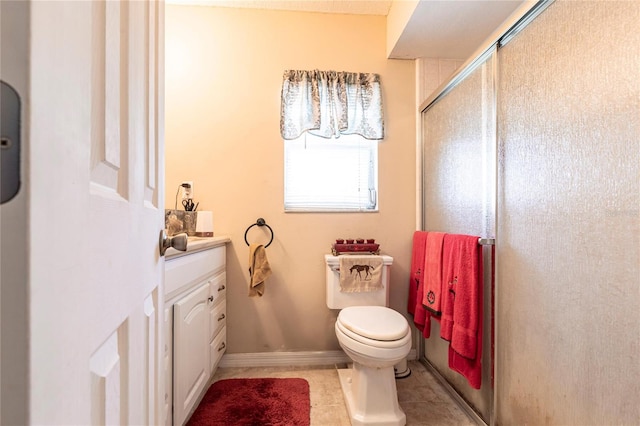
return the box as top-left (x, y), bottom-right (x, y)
top-left (218, 285), bottom-right (226, 292)
top-left (218, 342), bottom-right (226, 352)
top-left (208, 296), bottom-right (214, 302)
top-left (217, 313), bottom-right (225, 321)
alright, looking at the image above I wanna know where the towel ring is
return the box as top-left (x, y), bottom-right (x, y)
top-left (244, 218), bottom-right (274, 248)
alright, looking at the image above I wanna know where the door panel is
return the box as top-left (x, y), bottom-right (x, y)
top-left (421, 50), bottom-right (496, 422)
top-left (496, 2), bottom-right (640, 423)
top-left (90, 0), bottom-right (125, 196)
top-left (28, 1), bottom-right (165, 424)
top-left (89, 328), bottom-right (124, 425)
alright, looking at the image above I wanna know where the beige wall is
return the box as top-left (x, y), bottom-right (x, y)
top-left (415, 58), bottom-right (464, 107)
top-left (165, 5), bottom-right (416, 354)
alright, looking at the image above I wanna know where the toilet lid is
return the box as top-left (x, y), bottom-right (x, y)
top-left (337, 306), bottom-right (409, 341)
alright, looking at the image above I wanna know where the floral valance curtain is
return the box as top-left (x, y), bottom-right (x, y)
top-left (280, 69), bottom-right (384, 140)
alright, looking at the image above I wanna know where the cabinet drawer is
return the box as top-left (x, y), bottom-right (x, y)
top-left (208, 271), bottom-right (226, 305)
top-left (165, 246), bottom-right (225, 299)
top-left (210, 326), bottom-right (226, 373)
top-left (209, 299), bottom-right (226, 341)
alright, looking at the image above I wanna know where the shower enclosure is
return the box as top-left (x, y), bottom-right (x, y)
top-left (419, 1), bottom-right (639, 424)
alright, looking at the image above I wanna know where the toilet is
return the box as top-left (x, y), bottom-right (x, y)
top-left (325, 254), bottom-right (411, 426)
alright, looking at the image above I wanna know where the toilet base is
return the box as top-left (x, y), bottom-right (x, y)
top-left (394, 358), bottom-right (411, 379)
top-left (337, 364), bottom-right (406, 426)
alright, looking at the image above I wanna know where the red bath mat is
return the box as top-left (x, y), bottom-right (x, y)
top-left (186, 377), bottom-right (310, 426)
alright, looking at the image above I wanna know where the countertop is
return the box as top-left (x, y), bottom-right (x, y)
top-left (165, 235), bottom-right (230, 259)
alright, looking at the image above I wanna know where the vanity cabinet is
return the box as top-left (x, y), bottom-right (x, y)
top-left (164, 239), bottom-right (229, 426)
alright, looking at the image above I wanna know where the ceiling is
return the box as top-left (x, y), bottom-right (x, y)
top-left (168, 0), bottom-right (394, 15)
top-left (390, 1), bottom-right (524, 59)
top-left (167, 0), bottom-right (525, 60)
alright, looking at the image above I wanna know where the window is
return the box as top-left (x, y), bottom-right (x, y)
top-left (280, 69), bottom-right (384, 212)
top-left (284, 133), bottom-right (378, 212)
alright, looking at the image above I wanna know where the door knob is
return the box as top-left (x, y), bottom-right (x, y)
top-left (159, 230), bottom-right (188, 256)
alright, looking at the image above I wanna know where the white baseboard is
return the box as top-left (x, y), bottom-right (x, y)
top-left (219, 349), bottom-right (417, 368)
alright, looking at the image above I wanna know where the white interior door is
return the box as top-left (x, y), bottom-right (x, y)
top-left (28, 1), bottom-right (165, 424)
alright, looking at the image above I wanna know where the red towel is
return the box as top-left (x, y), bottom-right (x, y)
top-left (440, 234), bottom-right (483, 389)
top-left (422, 232), bottom-right (445, 315)
top-left (406, 232), bottom-right (425, 315)
top-left (407, 231), bottom-right (432, 337)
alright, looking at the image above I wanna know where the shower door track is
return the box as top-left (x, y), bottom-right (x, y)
top-left (419, 356), bottom-right (486, 426)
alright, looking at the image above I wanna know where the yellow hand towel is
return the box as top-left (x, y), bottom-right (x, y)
top-left (248, 243), bottom-right (272, 297)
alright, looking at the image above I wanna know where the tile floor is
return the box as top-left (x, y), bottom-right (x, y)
top-left (211, 360), bottom-right (476, 425)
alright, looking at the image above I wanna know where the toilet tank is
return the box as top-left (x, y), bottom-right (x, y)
top-left (325, 254), bottom-right (393, 309)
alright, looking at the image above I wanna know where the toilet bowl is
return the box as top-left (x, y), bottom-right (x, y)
top-left (325, 254), bottom-right (411, 425)
top-left (335, 306), bottom-right (411, 426)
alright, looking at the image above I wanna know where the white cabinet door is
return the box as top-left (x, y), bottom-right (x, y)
top-left (173, 282), bottom-right (210, 425)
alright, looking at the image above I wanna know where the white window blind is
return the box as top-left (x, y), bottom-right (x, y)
top-left (284, 133), bottom-right (378, 212)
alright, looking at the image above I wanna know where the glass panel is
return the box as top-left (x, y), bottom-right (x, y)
top-left (284, 134), bottom-right (378, 212)
top-left (497, 1), bottom-right (640, 424)
top-left (421, 50), bottom-right (496, 422)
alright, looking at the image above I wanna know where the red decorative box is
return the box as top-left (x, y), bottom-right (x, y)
top-left (332, 239), bottom-right (380, 255)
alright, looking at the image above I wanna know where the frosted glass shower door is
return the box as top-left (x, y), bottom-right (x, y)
top-left (421, 50), bottom-right (496, 422)
top-left (496, 1), bottom-right (640, 424)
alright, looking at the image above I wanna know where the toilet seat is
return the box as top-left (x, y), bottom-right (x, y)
top-left (336, 320), bottom-right (411, 349)
top-left (337, 306), bottom-right (410, 349)
top-left (335, 306), bottom-right (411, 366)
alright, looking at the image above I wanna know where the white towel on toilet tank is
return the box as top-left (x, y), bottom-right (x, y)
top-left (339, 256), bottom-right (384, 293)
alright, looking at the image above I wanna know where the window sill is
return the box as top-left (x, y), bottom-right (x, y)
top-left (284, 208), bottom-right (379, 213)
